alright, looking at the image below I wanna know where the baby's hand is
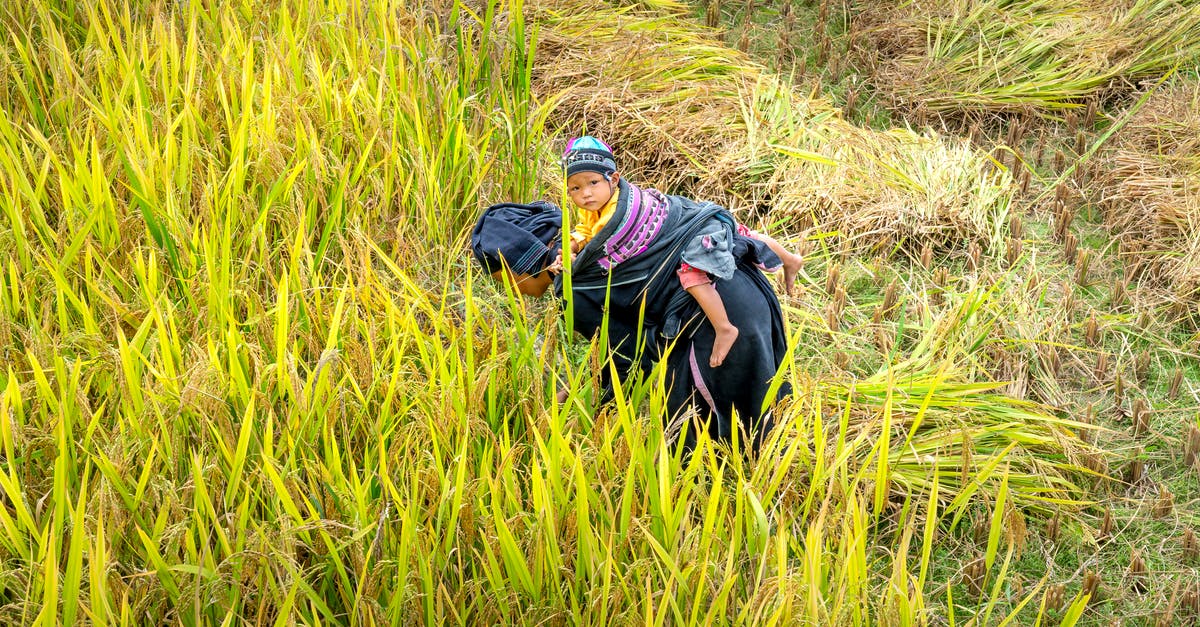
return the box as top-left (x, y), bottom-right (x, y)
top-left (548, 254), bottom-right (563, 274)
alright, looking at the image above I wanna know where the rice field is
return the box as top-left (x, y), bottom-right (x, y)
top-left (698, 0), bottom-right (1200, 623)
top-left (1, 0), bottom-right (1198, 624)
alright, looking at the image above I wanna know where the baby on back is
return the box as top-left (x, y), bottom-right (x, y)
top-left (558, 136), bottom-right (803, 367)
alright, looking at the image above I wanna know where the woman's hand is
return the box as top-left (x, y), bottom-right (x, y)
top-left (548, 252), bottom-right (577, 275)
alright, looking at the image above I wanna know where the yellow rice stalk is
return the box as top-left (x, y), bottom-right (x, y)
top-left (855, 0), bottom-right (1200, 120)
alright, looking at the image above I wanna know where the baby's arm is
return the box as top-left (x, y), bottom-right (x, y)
top-left (743, 227), bottom-right (804, 296)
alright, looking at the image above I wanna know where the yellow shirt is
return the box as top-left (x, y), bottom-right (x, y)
top-left (570, 189), bottom-right (620, 246)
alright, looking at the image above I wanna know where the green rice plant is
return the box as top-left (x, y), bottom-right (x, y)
top-left (0, 212), bottom-right (1093, 623)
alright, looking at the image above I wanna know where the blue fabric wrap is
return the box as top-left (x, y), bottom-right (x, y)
top-left (680, 219), bottom-right (737, 281)
top-left (470, 201), bottom-right (562, 276)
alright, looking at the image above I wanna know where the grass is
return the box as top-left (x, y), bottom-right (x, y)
top-left (2, 0), bottom-right (1196, 624)
top-left (689, 0), bottom-right (895, 128)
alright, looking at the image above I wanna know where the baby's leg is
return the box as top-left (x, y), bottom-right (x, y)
top-left (748, 230), bottom-right (804, 296)
top-left (685, 282), bottom-right (739, 367)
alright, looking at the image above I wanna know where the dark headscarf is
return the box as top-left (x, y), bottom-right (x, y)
top-left (470, 201), bottom-right (563, 275)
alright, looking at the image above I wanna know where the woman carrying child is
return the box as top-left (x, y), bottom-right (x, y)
top-left (556, 136), bottom-right (803, 367)
top-left (471, 136), bottom-right (801, 452)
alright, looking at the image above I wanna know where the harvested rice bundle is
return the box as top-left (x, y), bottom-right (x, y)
top-left (531, 0), bottom-right (1014, 255)
top-left (531, 0), bottom-right (824, 198)
top-left (1097, 83), bottom-right (1200, 308)
top-left (854, 0), bottom-right (1200, 121)
top-left (768, 127), bottom-right (1012, 255)
top-left (817, 290), bottom-right (1093, 513)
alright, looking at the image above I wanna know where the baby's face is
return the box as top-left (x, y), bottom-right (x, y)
top-left (566, 171), bottom-right (616, 212)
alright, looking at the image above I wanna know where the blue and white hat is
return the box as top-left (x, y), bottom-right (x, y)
top-left (561, 136), bottom-right (617, 178)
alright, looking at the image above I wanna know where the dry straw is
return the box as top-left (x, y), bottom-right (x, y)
top-left (853, 0), bottom-right (1200, 121)
top-left (1095, 83), bottom-right (1200, 316)
top-left (532, 0), bottom-right (1014, 256)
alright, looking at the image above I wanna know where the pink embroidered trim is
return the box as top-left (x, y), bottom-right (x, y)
top-left (688, 344), bottom-right (718, 415)
top-left (599, 184), bottom-right (668, 269)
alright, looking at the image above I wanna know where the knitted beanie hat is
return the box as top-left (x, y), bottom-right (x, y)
top-left (561, 136), bottom-right (617, 179)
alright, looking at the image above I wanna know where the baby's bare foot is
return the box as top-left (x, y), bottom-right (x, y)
top-left (781, 253), bottom-right (803, 296)
top-left (710, 324), bottom-right (739, 367)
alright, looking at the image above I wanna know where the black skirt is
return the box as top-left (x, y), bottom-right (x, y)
top-left (661, 257), bottom-right (791, 454)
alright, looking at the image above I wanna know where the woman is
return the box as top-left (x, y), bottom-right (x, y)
top-left (471, 185), bottom-right (791, 453)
